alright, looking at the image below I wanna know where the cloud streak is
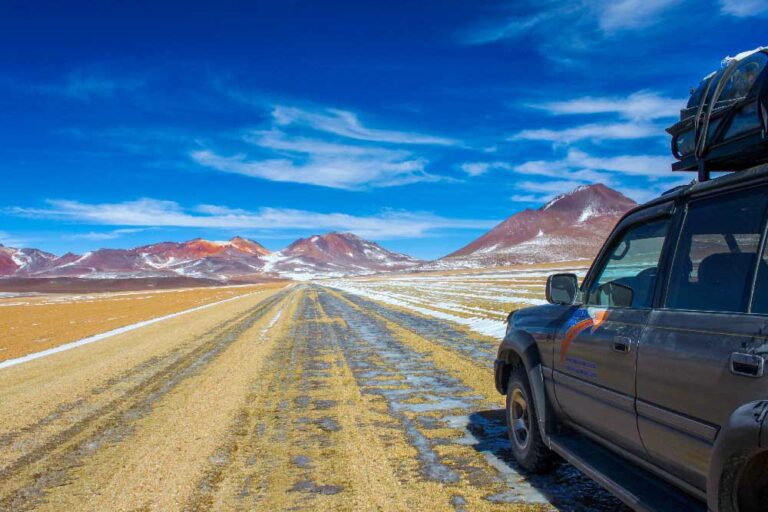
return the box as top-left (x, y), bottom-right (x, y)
top-left (459, 0), bottom-right (683, 48)
top-left (272, 106), bottom-right (457, 145)
top-left (33, 71), bottom-right (144, 100)
top-left (193, 104), bottom-right (457, 190)
top-left (191, 148), bottom-right (436, 190)
top-left (66, 228), bottom-right (148, 241)
top-left (511, 121), bottom-right (660, 143)
top-left (529, 90), bottom-right (682, 121)
top-left (11, 199), bottom-right (496, 239)
top-left (514, 149), bottom-right (672, 178)
top-left (597, 0), bottom-right (681, 32)
top-left (0, 231), bottom-right (28, 248)
top-left (719, 0), bottom-right (768, 17)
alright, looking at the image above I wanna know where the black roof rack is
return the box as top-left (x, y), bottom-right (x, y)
top-left (667, 47), bottom-right (768, 182)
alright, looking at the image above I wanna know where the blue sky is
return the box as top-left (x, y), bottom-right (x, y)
top-left (0, 0), bottom-right (766, 259)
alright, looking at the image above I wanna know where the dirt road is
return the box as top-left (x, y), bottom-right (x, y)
top-left (0, 284), bottom-right (623, 511)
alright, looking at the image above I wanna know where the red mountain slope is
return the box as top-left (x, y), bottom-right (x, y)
top-left (1, 237), bottom-right (272, 279)
top-left (437, 184), bottom-right (637, 267)
top-left (0, 245), bottom-right (59, 275)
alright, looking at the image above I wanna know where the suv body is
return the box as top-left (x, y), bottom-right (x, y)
top-left (494, 164), bottom-right (768, 512)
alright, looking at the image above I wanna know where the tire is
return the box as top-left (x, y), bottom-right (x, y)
top-left (730, 452), bottom-right (768, 512)
top-left (505, 365), bottom-right (556, 474)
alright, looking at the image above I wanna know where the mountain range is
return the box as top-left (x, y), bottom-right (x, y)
top-left (0, 184), bottom-right (637, 281)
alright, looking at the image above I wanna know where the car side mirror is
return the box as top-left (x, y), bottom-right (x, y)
top-left (546, 273), bottom-right (579, 305)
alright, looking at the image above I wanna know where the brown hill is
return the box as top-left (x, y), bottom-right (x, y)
top-left (437, 184), bottom-right (637, 268)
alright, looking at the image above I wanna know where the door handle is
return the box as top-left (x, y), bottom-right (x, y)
top-left (612, 337), bottom-right (632, 354)
top-left (730, 352), bottom-right (765, 378)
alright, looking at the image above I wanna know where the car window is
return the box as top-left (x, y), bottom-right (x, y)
top-left (587, 218), bottom-right (670, 309)
top-left (666, 189), bottom-right (768, 313)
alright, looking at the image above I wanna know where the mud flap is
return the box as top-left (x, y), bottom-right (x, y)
top-left (527, 363), bottom-right (551, 447)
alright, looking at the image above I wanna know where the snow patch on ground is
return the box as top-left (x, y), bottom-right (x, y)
top-left (326, 266), bottom-right (587, 339)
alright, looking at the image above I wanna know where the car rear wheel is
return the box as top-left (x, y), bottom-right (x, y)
top-left (506, 365), bottom-right (555, 474)
top-left (734, 451), bottom-right (768, 512)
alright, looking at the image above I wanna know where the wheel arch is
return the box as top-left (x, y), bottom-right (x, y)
top-left (496, 329), bottom-right (552, 446)
top-left (708, 401), bottom-right (768, 512)
top-left (496, 329), bottom-right (542, 389)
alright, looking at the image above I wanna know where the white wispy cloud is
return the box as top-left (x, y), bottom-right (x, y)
top-left (509, 179), bottom-right (596, 203)
top-left (244, 129), bottom-right (412, 158)
top-left (597, 0), bottom-right (681, 32)
top-left (509, 194), bottom-right (545, 203)
top-left (511, 91), bottom-right (681, 146)
top-left (459, 161), bottom-right (511, 176)
top-left (11, 199), bottom-right (496, 239)
top-left (193, 104), bottom-right (457, 189)
top-left (272, 106), bottom-right (457, 145)
top-left (530, 90), bottom-right (682, 121)
top-left (460, 0), bottom-right (682, 47)
top-left (191, 149), bottom-right (435, 190)
top-left (33, 71), bottom-right (144, 100)
top-left (509, 177), bottom-right (682, 204)
top-left (511, 121), bottom-right (660, 143)
top-left (516, 179), bottom-right (588, 194)
top-left (0, 231), bottom-right (28, 248)
top-left (506, 148), bottom-right (686, 203)
top-left (460, 158), bottom-right (612, 184)
top-left (515, 149), bottom-right (672, 178)
top-left (719, 0), bottom-right (768, 17)
top-left (66, 228), bottom-right (148, 241)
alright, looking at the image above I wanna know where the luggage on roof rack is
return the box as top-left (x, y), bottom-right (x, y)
top-left (667, 47), bottom-right (768, 181)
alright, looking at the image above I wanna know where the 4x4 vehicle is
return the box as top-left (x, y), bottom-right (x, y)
top-left (495, 49), bottom-right (768, 512)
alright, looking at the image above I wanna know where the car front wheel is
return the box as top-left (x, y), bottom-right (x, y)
top-left (506, 365), bottom-right (556, 474)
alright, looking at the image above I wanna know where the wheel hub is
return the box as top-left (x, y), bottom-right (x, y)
top-left (510, 388), bottom-right (530, 450)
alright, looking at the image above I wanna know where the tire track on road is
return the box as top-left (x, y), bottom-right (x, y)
top-left (318, 287), bottom-right (542, 510)
top-left (187, 286), bottom-right (445, 511)
top-left (324, 286), bottom-right (625, 511)
top-left (0, 290), bottom-right (289, 511)
top-left (336, 291), bottom-right (498, 367)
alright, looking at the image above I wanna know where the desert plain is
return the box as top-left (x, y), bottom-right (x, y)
top-left (0, 264), bottom-right (629, 511)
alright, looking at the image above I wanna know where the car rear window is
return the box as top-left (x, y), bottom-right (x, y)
top-left (665, 188), bottom-right (768, 313)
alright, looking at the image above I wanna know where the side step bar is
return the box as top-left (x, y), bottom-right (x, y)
top-left (550, 433), bottom-right (706, 512)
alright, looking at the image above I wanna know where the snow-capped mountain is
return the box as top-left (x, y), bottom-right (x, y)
top-left (0, 245), bottom-right (61, 275)
top-left (263, 232), bottom-right (422, 279)
top-left (0, 234), bottom-right (422, 280)
top-left (3, 237), bottom-right (272, 280)
top-left (0, 184), bottom-right (637, 280)
top-left (430, 184), bottom-right (637, 269)
top-left (135, 237), bottom-right (271, 278)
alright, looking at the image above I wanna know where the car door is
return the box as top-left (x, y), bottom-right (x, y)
top-left (637, 186), bottom-right (768, 493)
top-left (554, 209), bottom-right (672, 457)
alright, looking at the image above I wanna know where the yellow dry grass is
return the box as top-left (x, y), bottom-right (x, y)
top-left (0, 283), bottom-right (287, 362)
